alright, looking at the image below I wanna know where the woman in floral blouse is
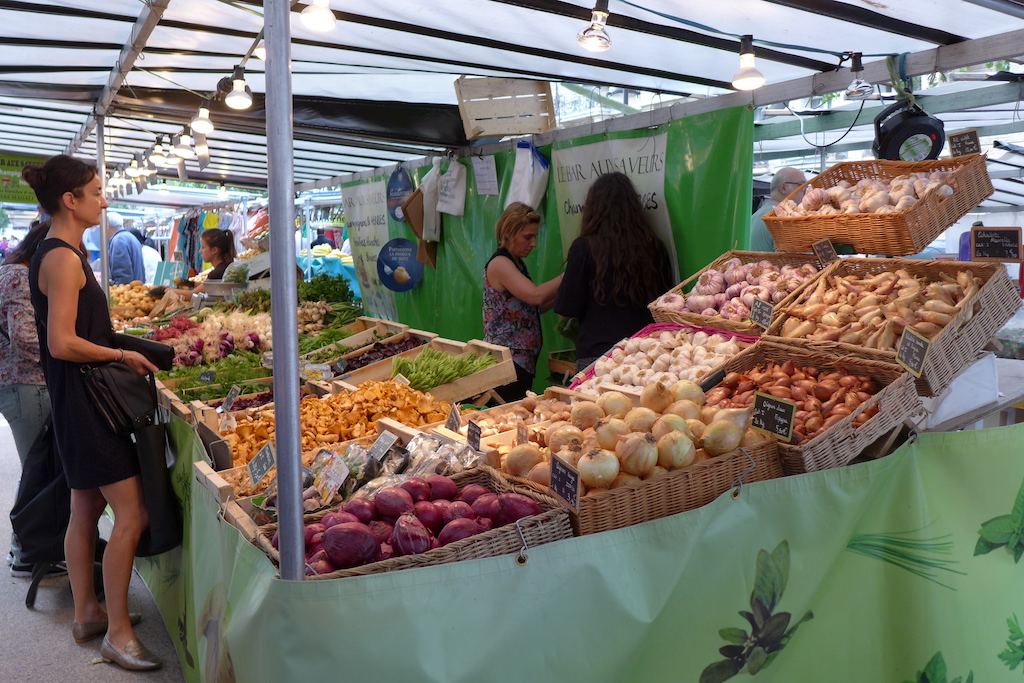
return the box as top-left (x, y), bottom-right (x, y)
top-left (483, 203), bottom-right (562, 401)
top-left (0, 220), bottom-right (53, 575)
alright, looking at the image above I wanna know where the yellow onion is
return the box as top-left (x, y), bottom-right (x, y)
top-left (700, 404), bottom-right (721, 425)
top-left (556, 443), bottom-right (584, 468)
top-left (685, 419), bottom-right (706, 440)
top-left (570, 400), bottom-right (605, 430)
top-left (594, 416), bottom-right (630, 450)
top-left (547, 424), bottom-right (584, 453)
top-left (670, 379), bottom-right (706, 405)
top-left (665, 399), bottom-right (701, 421)
top-left (657, 430), bottom-right (696, 469)
top-left (527, 460), bottom-right (551, 486)
top-left (640, 381), bottom-right (674, 413)
top-left (611, 472), bottom-right (643, 489)
top-left (740, 428), bottom-right (767, 447)
top-left (578, 448), bottom-right (619, 488)
top-left (616, 432), bottom-right (658, 477)
top-left (505, 443), bottom-right (544, 477)
top-left (712, 406), bottom-right (755, 432)
top-left (652, 413), bottom-right (690, 440)
top-left (597, 391), bottom-right (632, 419)
top-left (645, 465), bottom-right (669, 479)
top-left (624, 406), bottom-right (658, 433)
top-left (701, 420), bottom-right (743, 456)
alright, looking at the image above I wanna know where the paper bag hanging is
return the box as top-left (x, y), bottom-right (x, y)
top-left (504, 140), bottom-right (550, 211)
top-left (437, 159), bottom-right (467, 216)
top-left (400, 189), bottom-right (437, 269)
top-left (420, 157), bottom-right (443, 243)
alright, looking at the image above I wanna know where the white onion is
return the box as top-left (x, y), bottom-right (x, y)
top-left (665, 399), bottom-right (701, 421)
top-left (570, 401), bottom-right (604, 430)
top-left (702, 420), bottom-right (744, 456)
top-left (594, 417), bottom-right (630, 450)
top-left (597, 391), bottom-right (632, 419)
top-left (578, 448), bottom-right (619, 489)
top-left (640, 381), bottom-right (674, 413)
top-left (615, 432), bottom-right (658, 477)
top-left (624, 407), bottom-right (658, 433)
top-left (611, 472), bottom-right (643, 489)
top-left (657, 430), bottom-right (696, 469)
top-left (548, 424), bottom-right (584, 454)
top-left (685, 419), bottom-right (706, 440)
top-left (651, 413), bottom-right (689, 440)
top-left (712, 407), bottom-right (754, 432)
top-left (506, 443), bottom-right (544, 477)
top-left (669, 379), bottom-right (705, 405)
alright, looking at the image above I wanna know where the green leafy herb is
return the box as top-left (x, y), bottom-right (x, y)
top-left (298, 326), bottom-right (353, 355)
top-left (391, 348), bottom-right (498, 392)
top-left (974, 476), bottom-right (1024, 563)
top-left (846, 527), bottom-right (964, 590)
top-left (902, 651), bottom-right (973, 683)
top-left (219, 288), bottom-right (272, 314)
top-left (999, 614), bottom-right (1024, 673)
top-left (700, 540), bottom-right (813, 683)
top-left (298, 273), bottom-right (355, 304)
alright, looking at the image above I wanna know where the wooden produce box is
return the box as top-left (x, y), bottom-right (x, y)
top-left (547, 349), bottom-right (576, 378)
top-left (454, 76), bottom-right (556, 139)
top-left (333, 338), bottom-right (516, 404)
top-left (710, 340), bottom-right (923, 475)
top-left (331, 329), bottom-right (438, 377)
top-left (763, 154), bottom-right (993, 255)
top-left (648, 250), bottom-right (822, 335)
top-left (299, 316), bottom-right (408, 362)
top-left (456, 386), bottom-right (581, 436)
top-left (764, 257), bottom-right (1021, 397)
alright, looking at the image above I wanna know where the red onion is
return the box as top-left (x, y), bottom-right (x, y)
top-left (471, 493), bottom-right (498, 519)
top-left (375, 543), bottom-right (393, 562)
top-left (457, 484), bottom-right (492, 506)
top-left (400, 478), bottom-right (432, 503)
top-left (271, 529), bottom-right (279, 549)
top-left (322, 522), bottom-right (378, 568)
top-left (304, 549), bottom-right (334, 576)
top-left (426, 474), bottom-right (459, 501)
top-left (392, 512), bottom-right (432, 557)
top-left (438, 518), bottom-right (479, 546)
top-left (432, 499), bottom-right (452, 518)
top-left (414, 500), bottom-right (444, 534)
top-left (442, 500), bottom-right (475, 525)
top-left (368, 519), bottom-right (393, 544)
top-left (375, 486), bottom-right (415, 518)
top-left (322, 511), bottom-right (359, 528)
top-left (343, 498), bottom-right (376, 524)
top-left (304, 523), bottom-right (326, 549)
top-left (308, 532), bottom-right (325, 559)
top-left (489, 493), bottom-right (542, 527)
top-left (476, 517), bottom-right (493, 532)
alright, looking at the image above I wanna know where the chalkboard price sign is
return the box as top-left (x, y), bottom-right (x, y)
top-left (751, 391), bottom-right (797, 442)
top-left (218, 385), bottom-right (242, 413)
top-left (947, 129), bottom-right (981, 158)
top-left (199, 371), bottom-right (217, 384)
top-left (548, 452), bottom-right (580, 513)
top-left (248, 442), bottom-right (277, 487)
top-left (896, 326), bottom-right (931, 378)
top-left (368, 430), bottom-right (400, 462)
top-left (445, 404), bottom-right (461, 432)
top-left (971, 226), bottom-right (1022, 263)
top-left (750, 298), bottom-right (774, 329)
top-left (812, 238), bottom-right (839, 266)
top-left (466, 420), bottom-right (482, 452)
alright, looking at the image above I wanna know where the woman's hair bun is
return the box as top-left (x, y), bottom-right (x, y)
top-left (21, 165), bottom-right (45, 189)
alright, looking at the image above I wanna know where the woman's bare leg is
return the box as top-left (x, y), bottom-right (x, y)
top-left (98, 475), bottom-right (148, 651)
top-left (67, 488), bottom-right (106, 624)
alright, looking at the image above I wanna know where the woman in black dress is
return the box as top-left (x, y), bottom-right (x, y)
top-left (23, 155), bottom-right (161, 671)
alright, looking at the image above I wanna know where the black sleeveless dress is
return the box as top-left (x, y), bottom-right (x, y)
top-left (29, 238), bottom-right (140, 489)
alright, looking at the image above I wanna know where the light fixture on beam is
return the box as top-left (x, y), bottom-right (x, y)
top-left (731, 35), bottom-right (765, 91)
top-left (173, 129), bottom-right (196, 159)
top-left (222, 65), bottom-right (253, 110)
top-left (218, 182), bottom-right (229, 198)
top-left (301, 0), bottom-right (336, 32)
top-left (253, 40), bottom-right (267, 61)
top-left (844, 52), bottom-right (873, 100)
top-left (190, 99), bottom-right (215, 135)
top-left (577, 0), bottom-right (611, 52)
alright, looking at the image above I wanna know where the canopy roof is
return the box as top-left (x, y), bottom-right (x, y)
top-left (0, 1), bottom-right (1023, 203)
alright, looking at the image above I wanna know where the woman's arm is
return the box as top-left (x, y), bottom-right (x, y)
top-left (487, 256), bottom-right (562, 307)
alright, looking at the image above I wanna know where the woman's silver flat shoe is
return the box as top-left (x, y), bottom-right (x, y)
top-left (100, 635), bottom-right (161, 671)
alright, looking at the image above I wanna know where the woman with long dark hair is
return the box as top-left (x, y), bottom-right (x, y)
top-left (23, 155), bottom-right (160, 671)
top-left (554, 172), bottom-right (672, 371)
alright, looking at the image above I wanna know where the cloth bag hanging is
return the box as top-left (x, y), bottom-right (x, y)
top-left (436, 158), bottom-right (467, 216)
top-left (504, 140), bottom-right (550, 211)
top-left (419, 157), bottom-right (443, 243)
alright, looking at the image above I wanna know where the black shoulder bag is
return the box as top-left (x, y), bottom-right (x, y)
top-left (80, 362), bottom-right (158, 436)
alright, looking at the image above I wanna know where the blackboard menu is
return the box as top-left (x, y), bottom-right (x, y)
top-left (466, 420), bottom-right (482, 451)
top-left (896, 327), bottom-right (931, 378)
top-left (218, 385), bottom-right (242, 413)
top-left (971, 226), bottom-right (1022, 263)
top-left (812, 238), bottom-right (838, 266)
top-left (947, 129), bottom-right (981, 158)
top-left (199, 371), bottom-right (217, 384)
top-left (750, 298), bottom-right (774, 329)
top-left (445, 404), bottom-right (461, 432)
top-left (751, 391), bottom-right (796, 442)
top-left (548, 452), bottom-right (580, 513)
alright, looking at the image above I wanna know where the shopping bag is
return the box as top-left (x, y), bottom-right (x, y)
top-left (132, 418), bottom-right (182, 557)
top-left (420, 157), bottom-right (443, 242)
top-left (10, 417), bottom-right (67, 567)
top-left (437, 159), bottom-right (467, 216)
top-left (504, 140), bottom-right (550, 210)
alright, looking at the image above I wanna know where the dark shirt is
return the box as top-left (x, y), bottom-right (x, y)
top-left (206, 261), bottom-right (229, 280)
top-left (310, 236), bottom-right (333, 248)
top-left (554, 235), bottom-right (672, 360)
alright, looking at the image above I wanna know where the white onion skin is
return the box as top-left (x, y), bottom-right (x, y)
top-left (651, 413), bottom-right (690, 440)
top-left (616, 432), bottom-right (658, 477)
top-left (665, 399), bottom-right (701, 421)
top-left (594, 417), bottom-right (630, 450)
top-left (506, 443), bottom-right (544, 477)
top-left (640, 382), bottom-right (674, 414)
top-left (578, 448), bottom-right (619, 488)
top-left (701, 420), bottom-right (744, 456)
top-left (670, 379), bottom-right (706, 405)
top-left (624, 407), bottom-right (658, 433)
top-left (597, 391), bottom-right (632, 419)
top-left (685, 419), bottom-right (706, 440)
top-left (657, 430), bottom-right (696, 469)
top-left (571, 401), bottom-right (605, 430)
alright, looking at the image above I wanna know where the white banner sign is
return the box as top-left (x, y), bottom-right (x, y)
top-left (551, 134), bottom-right (677, 281)
top-left (342, 179), bottom-right (398, 321)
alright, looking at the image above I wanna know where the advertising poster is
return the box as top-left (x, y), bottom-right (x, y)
top-left (377, 237), bottom-right (423, 292)
top-left (341, 178), bottom-right (398, 321)
top-left (0, 151), bottom-right (46, 204)
top-left (551, 131), bottom-right (677, 281)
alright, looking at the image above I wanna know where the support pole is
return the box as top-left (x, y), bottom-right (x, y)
top-left (96, 115), bottom-right (110, 298)
top-left (265, 0), bottom-right (304, 581)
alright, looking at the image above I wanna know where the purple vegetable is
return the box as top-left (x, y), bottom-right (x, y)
top-left (368, 519), bottom-right (393, 544)
top-left (438, 518), bottom-right (480, 546)
top-left (391, 512), bottom-right (432, 557)
top-left (304, 523), bottom-right (326, 549)
top-left (426, 474), bottom-right (459, 501)
top-left (375, 486), bottom-right (415, 518)
top-left (401, 478), bottom-right (432, 503)
top-left (304, 549), bottom-right (334, 576)
top-left (414, 500), bottom-right (444, 535)
top-left (470, 493), bottom-right (498, 519)
top-left (441, 500), bottom-right (475, 525)
top-left (457, 484), bottom-right (491, 506)
top-left (322, 511), bottom-right (359, 528)
top-left (343, 497), bottom-right (376, 525)
top-left (489, 493), bottom-right (542, 527)
top-left (322, 522), bottom-right (378, 569)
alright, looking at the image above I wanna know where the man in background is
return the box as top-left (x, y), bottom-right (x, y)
top-left (106, 211), bottom-right (146, 284)
top-left (750, 167), bottom-right (806, 252)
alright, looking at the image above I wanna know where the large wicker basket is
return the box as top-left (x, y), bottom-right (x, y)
top-left (763, 155), bottom-right (993, 255)
top-left (254, 466), bottom-right (573, 579)
top-left (648, 250), bottom-right (822, 335)
top-left (764, 257), bottom-right (1021, 397)
top-left (712, 340), bottom-right (922, 475)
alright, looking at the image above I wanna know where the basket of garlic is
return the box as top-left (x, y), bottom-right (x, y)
top-left (763, 154), bottom-right (993, 256)
top-left (482, 381), bottom-right (782, 535)
top-left (568, 322), bottom-right (757, 395)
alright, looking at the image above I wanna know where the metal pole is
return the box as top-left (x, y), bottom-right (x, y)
top-left (96, 115), bottom-right (110, 297)
top-left (265, 0), bottom-right (303, 580)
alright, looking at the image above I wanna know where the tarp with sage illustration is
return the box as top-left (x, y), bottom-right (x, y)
top-left (145, 419), bottom-right (1024, 683)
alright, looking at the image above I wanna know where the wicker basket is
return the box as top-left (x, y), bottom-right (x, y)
top-left (712, 340), bottom-right (922, 475)
top-left (763, 155), bottom-right (993, 255)
top-left (510, 440), bottom-right (782, 536)
top-left (764, 257), bottom-right (1021, 397)
top-left (648, 250), bottom-right (822, 335)
top-left (254, 466), bottom-right (573, 579)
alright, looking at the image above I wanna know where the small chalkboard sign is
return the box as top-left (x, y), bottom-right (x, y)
top-left (368, 430), bottom-right (400, 462)
top-left (248, 442), bottom-right (276, 487)
top-left (971, 226), bottom-right (1022, 263)
top-left (750, 298), bottom-right (774, 329)
top-left (812, 238), bottom-right (839, 266)
top-left (896, 327), bottom-right (931, 378)
top-left (331, 358), bottom-right (348, 375)
top-left (199, 371), bottom-right (217, 384)
top-left (548, 452), bottom-right (580, 513)
top-left (217, 385), bottom-right (242, 413)
top-left (751, 391), bottom-right (797, 442)
top-left (947, 129), bottom-right (981, 158)
top-left (191, 292), bottom-right (205, 312)
top-left (445, 404), bottom-right (461, 432)
top-left (467, 420), bottom-right (482, 452)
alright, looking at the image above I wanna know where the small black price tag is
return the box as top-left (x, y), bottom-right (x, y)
top-left (331, 358), bottom-right (349, 375)
top-left (947, 128), bottom-right (981, 157)
top-left (751, 391), bottom-right (797, 442)
top-left (199, 371), bottom-right (217, 384)
top-left (191, 292), bottom-right (205, 312)
top-left (466, 420), bottom-right (482, 452)
top-left (368, 430), bottom-right (400, 462)
top-left (247, 442), bottom-right (276, 487)
top-left (812, 238), bottom-right (839, 266)
top-left (548, 452), bottom-right (580, 513)
top-left (218, 384), bottom-right (242, 413)
top-left (896, 327), bottom-right (931, 378)
top-left (750, 298), bottom-right (774, 329)
top-left (971, 226), bottom-right (1022, 263)
top-left (445, 404), bottom-right (461, 432)
top-left (699, 368), bottom-right (726, 393)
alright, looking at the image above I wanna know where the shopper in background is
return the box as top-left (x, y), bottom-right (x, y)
top-left (555, 172), bottom-right (672, 372)
top-left (106, 211), bottom-right (146, 284)
top-left (483, 202), bottom-right (563, 401)
top-left (172, 227), bottom-right (236, 296)
top-left (310, 228), bottom-right (333, 248)
top-left (23, 154), bottom-right (161, 671)
top-left (0, 219), bottom-right (58, 577)
top-left (750, 167), bottom-right (807, 252)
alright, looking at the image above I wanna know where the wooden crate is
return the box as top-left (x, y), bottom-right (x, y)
top-left (332, 329), bottom-right (438, 378)
top-left (454, 76), bottom-right (556, 139)
top-left (299, 316), bottom-right (408, 363)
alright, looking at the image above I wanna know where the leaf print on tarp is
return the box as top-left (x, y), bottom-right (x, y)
top-left (974, 476), bottom-right (1024, 564)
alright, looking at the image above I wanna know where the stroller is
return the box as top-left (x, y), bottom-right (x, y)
top-left (9, 417), bottom-right (104, 608)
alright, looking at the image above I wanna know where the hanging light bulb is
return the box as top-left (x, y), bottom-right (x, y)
top-left (301, 0), bottom-right (336, 32)
top-left (149, 137), bottom-right (170, 167)
top-left (125, 157), bottom-right (143, 178)
top-left (731, 35), bottom-right (765, 91)
top-left (173, 129), bottom-right (196, 159)
top-left (159, 180), bottom-right (170, 195)
top-left (218, 183), bottom-right (229, 198)
top-left (190, 99), bottom-right (215, 135)
top-left (253, 40), bottom-right (267, 61)
top-left (576, 0), bottom-right (611, 52)
top-left (224, 65), bottom-right (253, 110)
top-left (844, 52), bottom-right (873, 100)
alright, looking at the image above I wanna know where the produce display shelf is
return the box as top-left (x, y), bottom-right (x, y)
top-left (329, 328), bottom-right (438, 376)
top-left (299, 316), bottom-right (408, 363)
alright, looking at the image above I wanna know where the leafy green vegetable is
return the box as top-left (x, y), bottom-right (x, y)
top-left (298, 326), bottom-right (352, 355)
top-left (298, 273), bottom-right (355, 304)
top-left (391, 348), bottom-right (498, 392)
top-left (158, 351), bottom-right (270, 399)
top-left (219, 288), bottom-right (272, 314)
top-left (222, 262), bottom-right (250, 283)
